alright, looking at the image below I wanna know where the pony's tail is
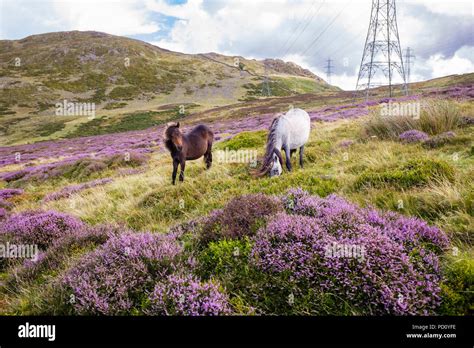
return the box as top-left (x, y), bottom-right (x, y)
top-left (252, 117), bottom-right (279, 177)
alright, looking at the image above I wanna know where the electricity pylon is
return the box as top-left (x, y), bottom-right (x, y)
top-left (325, 58), bottom-right (334, 85)
top-left (355, 0), bottom-right (407, 99)
top-left (404, 47), bottom-right (415, 94)
top-left (262, 61), bottom-right (272, 97)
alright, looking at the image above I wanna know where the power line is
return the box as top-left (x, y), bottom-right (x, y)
top-left (321, 26), bottom-right (367, 60)
top-left (278, 0), bottom-right (319, 55)
top-left (301, 0), bottom-right (351, 56)
top-left (283, 0), bottom-right (326, 57)
top-left (310, 4), bottom-right (369, 60)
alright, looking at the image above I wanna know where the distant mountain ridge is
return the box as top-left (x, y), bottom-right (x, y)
top-left (0, 31), bottom-right (334, 113)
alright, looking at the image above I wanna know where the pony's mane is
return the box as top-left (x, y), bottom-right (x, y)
top-left (163, 123), bottom-right (180, 153)
top-left (255, 115), bottom-right (281, 176)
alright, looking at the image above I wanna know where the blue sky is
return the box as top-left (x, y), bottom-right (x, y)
top-left (0, 0), bottom-right (472, 90)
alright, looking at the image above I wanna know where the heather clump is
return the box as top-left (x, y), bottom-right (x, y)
top-left (198, 193), bottom-right (283, 246)
top-left (191, 189), bottom-right (450, 315)
top-left (7, 224), bottom-right (122, 288)
top-left (1, 151), bottom-right (147, 185)
top-left (284, 188), bottom-right (366, 234)
top-left (146, 273), bottom-right (231, 316)
top-left (0, 188), bottom-right (23, 220)
top-left (422, 131), bottom-right (464, 149)
top-left (0, 188), bottom-right (24, 200)
top-left (56, 152), bottom-right (147, 181)
top-left (62, 232), bottom-right (183, 315)
top-left (284, 188), bottom-right (449, 252)
top-left (249, 189), bottom-right (450, 315)
top-left (399, 129), bottom-right (429, 143)
top-left (0, 210), bottom-right (85, 272)
top-left (0, 210), bottom-right (84, 250)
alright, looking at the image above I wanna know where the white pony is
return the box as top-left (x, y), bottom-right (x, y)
top-left (256, 108), bottom-right (311, 177)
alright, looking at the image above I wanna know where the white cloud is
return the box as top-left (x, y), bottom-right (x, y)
top-left (146, 0), bottom-right (291, 54)
top-left (147, 0), bottom-right (224, 53)
top-left (407, 0), bottom-right (472, 17)
top-left (51, 0), bottom-right (159, 36)
top-left (0, 0), bottom-right (159, 38)
top-left (426, 46), bottom-right (474, 77)
top-left (330, 72), bottom-right (358, 91)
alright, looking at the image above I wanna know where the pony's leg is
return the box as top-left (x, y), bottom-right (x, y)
top-left (282, 144), bottom-right (292, 171)
top-left (290, 149), bottom-right (296, 158)
top-left (179, 159), bottom-right (186, 182)
top-left (205, 142), bottom-right (212, 169)
top-left (172, 159), bottom-right (179, 185)
top-left (205, 152), bottom-right (212, 169)
top-left (299, 145), bottom-right (305, 168)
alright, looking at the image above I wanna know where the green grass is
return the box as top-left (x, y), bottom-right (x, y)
top-left (103, 102), bottom-right (128, 110)
top-left (37, 120), bottom-right (66, 137)
top-left (65, 107), bottom-right (191, 138)
top-left (353, 158), bottom-right (455, 190)
top-left (216, 130), bottom-right (267, 150)
top-left (44, 72), bottom-right (109, 93)
top-left (439, 251), bottom-right (474, 315)
top-left (108, 86), bottom-right (140, 100)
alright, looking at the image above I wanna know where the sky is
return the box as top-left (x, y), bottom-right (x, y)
top-left (0, 0), bottom-right (472, 90)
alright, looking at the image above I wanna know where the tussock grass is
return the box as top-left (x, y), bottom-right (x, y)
top-left (363, 99), bottom-right (461, 139)
top-left (420, 100), bottom-right (461, 135)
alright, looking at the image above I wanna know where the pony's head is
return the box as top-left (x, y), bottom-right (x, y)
top-left (253, 116), bottom-right (282, 177)
top-left (269, 153), bottom-right (283, 177)
top-left (164, 122), bottom-right (183, 152)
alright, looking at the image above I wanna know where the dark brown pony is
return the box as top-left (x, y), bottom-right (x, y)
top-left (164, 122), bottom-right (214, 185)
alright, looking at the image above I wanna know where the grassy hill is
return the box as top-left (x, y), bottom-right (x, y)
top-left (0, 31), bottom-right (337, 145)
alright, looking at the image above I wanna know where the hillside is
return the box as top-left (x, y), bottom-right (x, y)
top-left (0, 90), bottom-right (472, 316)
top-left (0, 31), bottom-right (337, 145)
